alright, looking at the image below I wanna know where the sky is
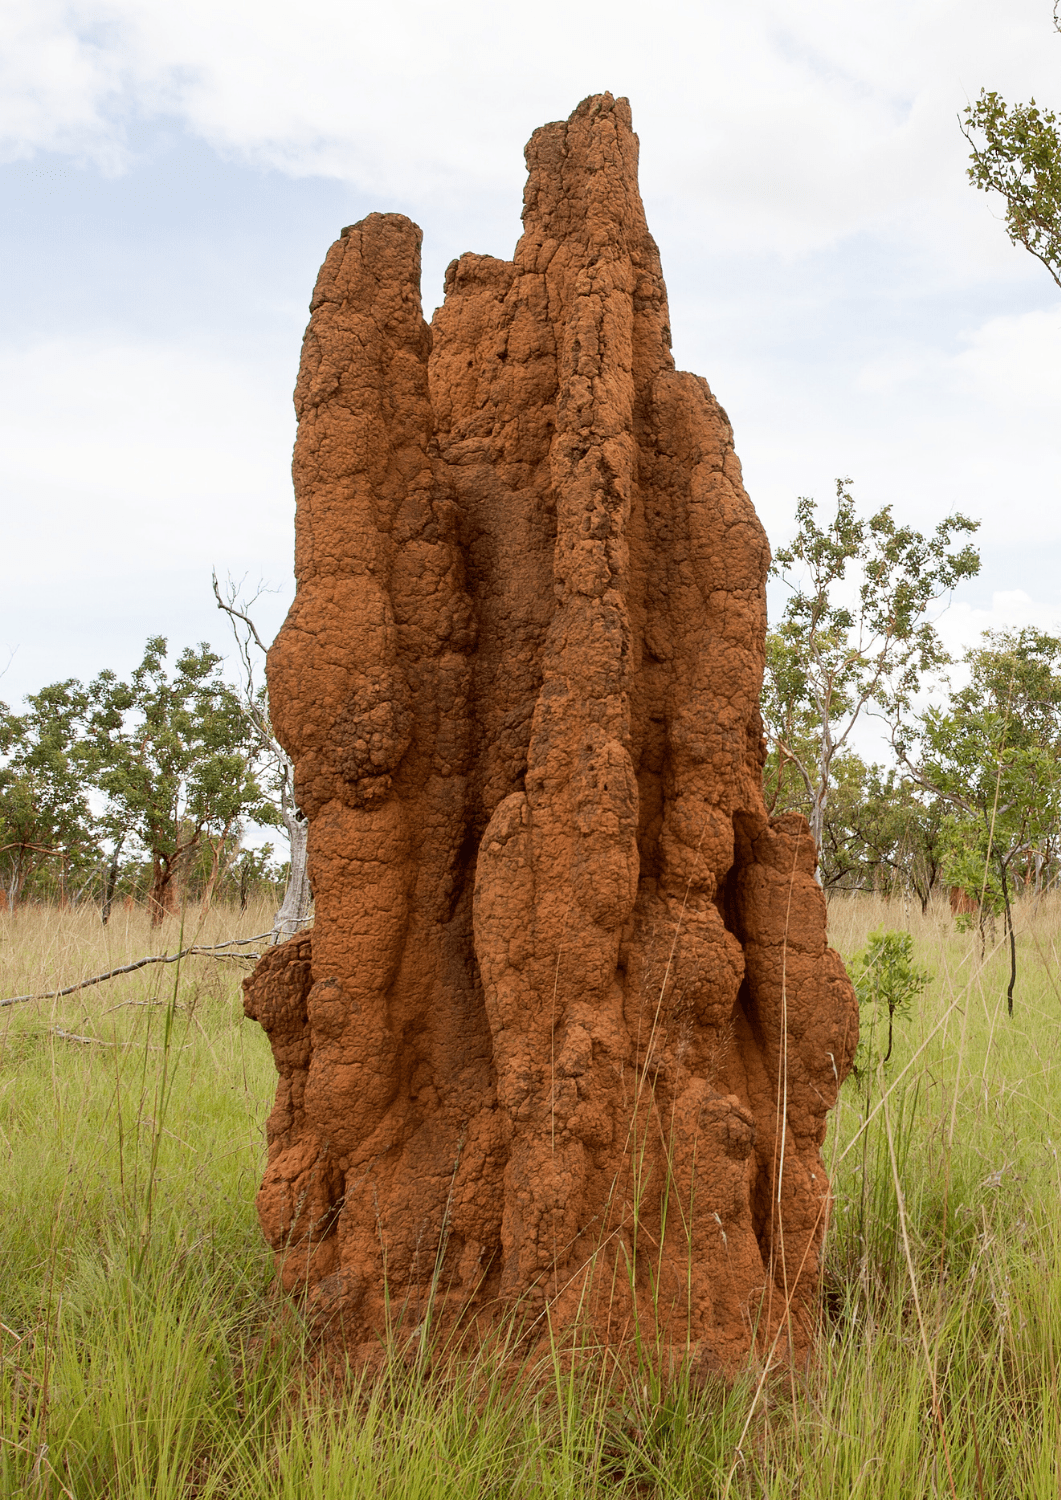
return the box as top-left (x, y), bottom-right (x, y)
top-left (3, 0), bottom-right (1060, 762)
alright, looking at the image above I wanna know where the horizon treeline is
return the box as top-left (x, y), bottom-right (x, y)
top-left (6, 621), bottom-right (1061, 923)
top-left (0, 634), bottom-right (287, 920)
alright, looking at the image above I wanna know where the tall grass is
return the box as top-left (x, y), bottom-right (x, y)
top-left (0, 893), bottom-right (1058, 1496)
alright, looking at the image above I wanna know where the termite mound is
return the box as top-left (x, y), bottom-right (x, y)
top-left (244, 93), bottom-right (858, 1372)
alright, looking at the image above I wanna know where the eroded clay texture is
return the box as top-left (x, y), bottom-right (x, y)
top-left (244, 94), bottom-right (858, 1370)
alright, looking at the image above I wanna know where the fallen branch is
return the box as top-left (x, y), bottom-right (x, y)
top-left (49, 1028), bottom-right (191, 1052)
top-left (0, 933), bottom-right (272, 1009)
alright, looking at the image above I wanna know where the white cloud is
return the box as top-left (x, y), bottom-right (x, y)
top-left (3, 0), bottom-right (1060, 713)
top-left (953, 308), bottom-right (1061, 414)
top-left (0, 335), bottom-right (295, 566)
top-left (0, 0), bottom-right (125, 167)
top-left (833, 308), bottom-right (1061, 552)
top-left (3, 0), bottom-right (1058, 262)
top-left (938, 591), bottom-right (1061, 662)
top-left (0, 335), bottom-right (296, 700)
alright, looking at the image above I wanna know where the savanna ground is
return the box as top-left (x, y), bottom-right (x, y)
top-left (0, 892), bottom-right (1058, 1498)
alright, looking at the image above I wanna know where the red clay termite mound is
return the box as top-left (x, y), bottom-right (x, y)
top-left (244, 93), bottom-right (858, 1372)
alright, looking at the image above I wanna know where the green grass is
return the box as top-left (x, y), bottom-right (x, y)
top-left (0, 893), bottom-right (1058, 1497)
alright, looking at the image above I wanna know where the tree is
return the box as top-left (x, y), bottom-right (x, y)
top-left (822, 759), bottom-right (947, 909)
top-left (850, 929), bottom-right (931, 1084)
top-left (962, 7), bottom-right (1061, 291)
top-left (910, 628), bottom-right (1061, 1012)
top-left (228, 843), bottom-right (282, 912)
top-left (763, 478), bottom-right (980, 860)
top-left (86, 637), bottom-right (275, 924)
top-left (212, 574), bottom-right (311, 942)
top-left (856, 775), bottom-right (948, 914)
top-left (0, 681), bottom-right (98, 907)
top-left (766, 740), bottom-right (948, 908)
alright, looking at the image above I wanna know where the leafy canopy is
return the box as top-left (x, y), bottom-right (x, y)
top-left (0, 680), bottom-right (97, 901)
top-left (909, 627), bottom-right (1061, 1012)
top-left (86, 636), bottom-right (274, 915)
top-left (850, 929), bottom-right (931, 1085)
top-left (764, 478), bottom-right (979, 852)
top-left (963, 88), bottom-right (1061, 291)
top-left (961, 4), bottom-right (1061, 290)
top-left (916, 628), bottom-right (1061, 900)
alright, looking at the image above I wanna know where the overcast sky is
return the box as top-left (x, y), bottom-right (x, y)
top-left (3, 0), bottom-right (1060, 745)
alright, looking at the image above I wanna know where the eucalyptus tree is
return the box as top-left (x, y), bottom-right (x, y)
top-left (0, 680), bottom-right (97, 906)
top-left (762, 478), bottom-right (980, 863)
top-left (962, 5), bottom-right (1061, 291)
top-left (912, 628), bottom-right (1061, 1012)
top-left (820, 759), bottom-right (947, 909)
top-left (212, 574), bottom-right (310, 941)
top-left (86, 637), bottom-right (274, 924)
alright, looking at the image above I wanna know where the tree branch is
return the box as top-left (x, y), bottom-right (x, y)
top-left (0, 932), bottom-right (281, 1008)
top-left (212, 571), bottom-right (270, 656)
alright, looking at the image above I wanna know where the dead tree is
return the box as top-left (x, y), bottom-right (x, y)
top-left (213, 574), bottom-right (310, 942)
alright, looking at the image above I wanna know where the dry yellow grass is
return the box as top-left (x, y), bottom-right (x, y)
top-left (0, 895), bottom-right (277, 1018)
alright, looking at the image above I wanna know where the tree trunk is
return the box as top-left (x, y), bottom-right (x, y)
top-left (808, 783), bottom-right (827, 880)
top-left (101, 839), bottom-right (123, 926)
top-left (6, 848), bottom-right (29, 911)
top-left (200, 818), bottom-right (236, 914)
top-left (147, 854), bottom-right (179, 926)
top-left (271, 809), bottom-right (310, 942)
top-left (999, 854), bottom-right (1017, 1016)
